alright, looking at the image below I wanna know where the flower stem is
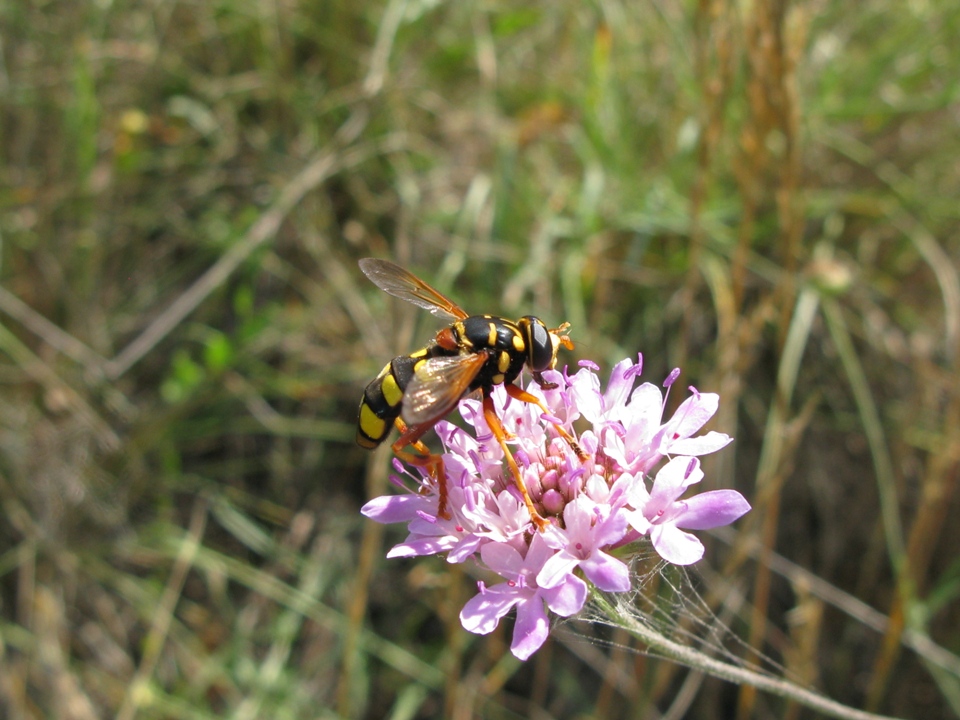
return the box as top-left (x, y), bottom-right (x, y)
top-left (589, 589), bottom-right (905, 720)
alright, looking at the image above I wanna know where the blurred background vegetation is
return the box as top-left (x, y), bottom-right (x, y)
top-left (2, 0), bottom-right (959, 718)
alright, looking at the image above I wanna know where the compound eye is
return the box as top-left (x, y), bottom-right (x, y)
top-left (521, 316), bottom-right (553, 372)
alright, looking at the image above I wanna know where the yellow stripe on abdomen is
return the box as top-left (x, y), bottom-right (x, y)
top-left (358, 403), bottom-right (386, 442)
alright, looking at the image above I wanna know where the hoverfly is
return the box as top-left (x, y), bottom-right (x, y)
top-left (356, 258), bottom-right (583, 530)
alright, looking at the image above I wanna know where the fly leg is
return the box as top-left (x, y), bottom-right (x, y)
top-left (482, 395), bottom-right (549, 532)
top-left (391, 419), bottom-right (450, 519)
top-left (504, 383), bottom-right (587, 462)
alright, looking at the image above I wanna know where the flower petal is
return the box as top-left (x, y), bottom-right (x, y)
top-left (479, 541), bottom-right (525, 577)
top-left (674, 490), bottom-right (751, 530)
top-left (624, 507), bottom-right (652, 535)
top-left (524, 532), bottom-right (556, 570)
top-left (650, 524), bottom-right (705, 565)
top-left (603, 357), bottom-right (638, 412)
top-left (668, 431), bottom-right (733, 456)
top-left (622, 382), bottom-right (663, 429)
top-left (569, 368), bottom-right (603, 422)
top-left (446, 534), bottom-right (484, 563)
top-left (360, 494), bottom-right (428, 523)
top-left (536, 550), bottom-right (580, 589)
top-left (665, 392), bottom-right (719, 440)
top-left (386, 535), bottom-right (458, 558)
top-left (542, 575), bottom-right (587, 617)
top-left (648, 457), bottom-right (702, 510)
top-left (592, 508), bottom-right (630, 547)
top-left (511, 596), bottom-right (550, 660)
top-left (581, 551), bottom-right (631, 592)
top-left (460, 584), bottom-right (524, 635)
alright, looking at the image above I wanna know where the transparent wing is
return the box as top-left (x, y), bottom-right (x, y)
top-left (359, 258), bottom-right (468, 321)
top-left (402, 353), bottom-right (487, 425)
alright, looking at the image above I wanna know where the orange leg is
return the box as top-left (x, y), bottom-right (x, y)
top-left (391, 418), bottom-right (450, 519)
top-left (482, 395), bottom-right (550, 531)
top-left (504, 383), bottom-right (587, 462)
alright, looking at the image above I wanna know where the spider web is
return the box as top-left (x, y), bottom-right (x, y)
top-left (553, 543), bottom-right (793, 710)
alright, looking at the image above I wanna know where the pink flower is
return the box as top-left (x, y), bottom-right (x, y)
top-left (362, 356), bottom-right (749, 659)
top-left (569, 356), bottom-right (732, 475)
top-left (460, 534), bottom-right (587, 660)
top-left (537, 497), bottom-right (631, 592)
top-left (626, 457), bottom-right (751, 565)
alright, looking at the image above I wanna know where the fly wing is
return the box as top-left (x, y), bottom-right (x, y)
top-left (402, 353), bottom-right (487, 426)
top-left (359, 258), bottom-right (468, 321)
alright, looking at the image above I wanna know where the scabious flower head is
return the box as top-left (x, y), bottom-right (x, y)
top-left (361, 355), bottom-right (750, 660)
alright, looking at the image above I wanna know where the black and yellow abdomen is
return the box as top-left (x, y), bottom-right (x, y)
top-left (356, 348), bottom-right (444, 449)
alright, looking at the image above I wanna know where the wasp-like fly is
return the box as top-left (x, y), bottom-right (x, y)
top-left (356, 258), bottom-right (583, 529)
